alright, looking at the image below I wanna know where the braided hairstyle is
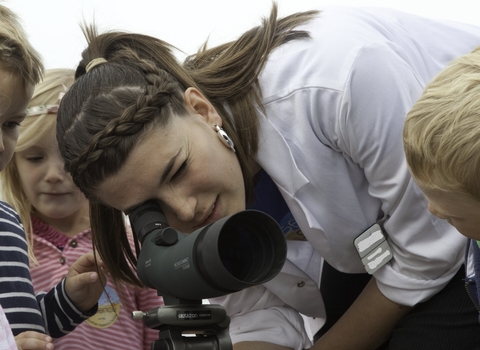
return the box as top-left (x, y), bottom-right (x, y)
top-left (57, 48), bottom-right (190, 285)
top-left (57, 3), bottom-right (318, 287)
top-left (62, 59), bottom-right (186, 195)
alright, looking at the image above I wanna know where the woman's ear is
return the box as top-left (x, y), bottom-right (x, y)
top-left (184, 87), bottom-right (222, 126)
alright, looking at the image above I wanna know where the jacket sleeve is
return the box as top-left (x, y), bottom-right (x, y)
top-left (209, 285), bottom-right (313, 350)
top-left (0, 201), bottom-right (95, 338)
top-left (37, 278), bottom-right (97, 338)
top-left (0, 201), bottom-right (47, 335)
top-left (338, 40), bottom-right (467, 305)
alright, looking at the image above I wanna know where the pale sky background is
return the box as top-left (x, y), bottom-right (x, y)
top-left (5, 0), bottom-right (480, 70)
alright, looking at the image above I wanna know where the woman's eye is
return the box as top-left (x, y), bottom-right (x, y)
top-left (3, 121), bottom-right (20, 130)
top-left (172, 161), bottom-right (187, 180)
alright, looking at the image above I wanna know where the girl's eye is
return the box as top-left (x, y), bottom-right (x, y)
top-left (25, 156), bottom-right (43, 162)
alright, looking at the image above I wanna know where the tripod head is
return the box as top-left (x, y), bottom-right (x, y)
top-left (133, 298), bottom-right (232, 350)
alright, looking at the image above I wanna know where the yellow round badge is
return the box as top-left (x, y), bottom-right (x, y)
top-left (86, 286), bottom-right (121, 329)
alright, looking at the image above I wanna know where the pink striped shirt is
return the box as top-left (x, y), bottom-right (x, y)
top-left (29, 217), bottom-right (164, 350)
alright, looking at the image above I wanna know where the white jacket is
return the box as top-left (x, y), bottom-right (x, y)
top-left (211, 6), bottom-right (480, 349)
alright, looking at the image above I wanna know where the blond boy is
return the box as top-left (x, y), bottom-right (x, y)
top-left (403, 45), bottom-right (480, 312)
top-left (403, 45), bottom-right (480, 240)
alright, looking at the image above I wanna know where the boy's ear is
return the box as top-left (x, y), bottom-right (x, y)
top-left (184, 87), bottom-right (222, 126)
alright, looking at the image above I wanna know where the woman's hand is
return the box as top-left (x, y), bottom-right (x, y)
top-left (15, 331), bottom-right (54, 350)
top-left (64, 251), bottom-right (107, 312)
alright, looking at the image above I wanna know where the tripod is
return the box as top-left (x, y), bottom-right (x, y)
top-left (132, 297), bottom-right (233, 350)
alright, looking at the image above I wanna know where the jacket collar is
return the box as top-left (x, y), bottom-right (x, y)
top-left (255, 113), bottom-right (309, 195)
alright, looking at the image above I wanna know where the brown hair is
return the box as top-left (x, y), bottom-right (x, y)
top-left (56, 3), bottom-right (318, 287)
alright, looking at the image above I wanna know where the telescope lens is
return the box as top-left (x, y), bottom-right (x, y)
top-left (132, 201), bottom-right (286, 300)
top-left (218, 218), bottom-right (275, 284)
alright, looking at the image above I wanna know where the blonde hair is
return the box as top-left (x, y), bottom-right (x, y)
top-left (0, 4), bottom-right (43, 91)
top-left (1, 69), bottom-right (75, 262)
top-left (403, 45), bottom-right (480, 202)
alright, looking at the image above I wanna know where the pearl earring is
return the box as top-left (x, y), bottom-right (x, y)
top-left (214, 124), bottom-right (236, 153)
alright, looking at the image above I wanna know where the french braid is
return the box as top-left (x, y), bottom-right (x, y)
top-left (66, 49), bottom-right (187, 198)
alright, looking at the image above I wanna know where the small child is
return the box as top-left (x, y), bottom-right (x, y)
top-left (0, 4), bottom-right (105, 349)
top-left (403, 45), bottom-right (480, 310)
top-left (1, 68), bottom-right (164, 350)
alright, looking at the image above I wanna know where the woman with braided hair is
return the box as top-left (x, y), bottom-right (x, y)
top-left (56, 4), bottom-right (480, 350)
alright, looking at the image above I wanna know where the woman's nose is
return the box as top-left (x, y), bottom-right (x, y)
top-left (166, 195), bottom-right (196, 223)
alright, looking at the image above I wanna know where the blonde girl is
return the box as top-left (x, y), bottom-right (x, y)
top-left (2, 69), bottom-right (164, 350)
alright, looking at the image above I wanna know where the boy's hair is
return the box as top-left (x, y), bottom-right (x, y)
top-left (403, 45), bottom-right (480, 202)
top-left (0, 5), bottom-right (44, 91)
top-left (1, 69), bottom-right (75, 262)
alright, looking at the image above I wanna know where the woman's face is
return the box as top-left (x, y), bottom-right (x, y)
top-left (96, 114), bottom-right (246, 233)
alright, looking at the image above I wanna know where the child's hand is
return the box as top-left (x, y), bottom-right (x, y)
top-left (15, 331), bottom-right (54, 350)
top-left (64, 251), bottom-right (107, 312)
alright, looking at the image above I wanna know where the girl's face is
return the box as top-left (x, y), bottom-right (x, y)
top-left (15, 126), bottom-right (88, 225)
top-left (97, 113), bottom-right (246, 233)
top-left (0, 69), bottom-right (33, 172)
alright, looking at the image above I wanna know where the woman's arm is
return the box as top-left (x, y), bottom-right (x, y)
top-left (209, 282), bottom-right (313, 350)
top-left (234, 342), bottom-right (292, 350)
top-left (312, 278), bottom-right (411, 349)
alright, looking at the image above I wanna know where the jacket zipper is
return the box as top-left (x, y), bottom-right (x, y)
top-left (465, 279), bottom-right (480, 318)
